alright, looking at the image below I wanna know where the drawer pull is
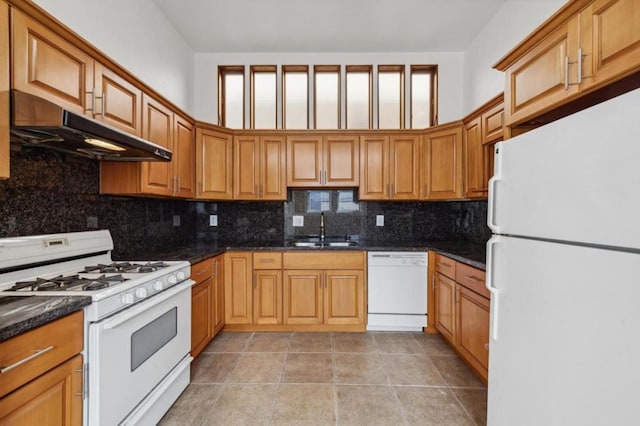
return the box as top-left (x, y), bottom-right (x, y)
top-left (465, 275), bottom-right (482, 282)
top-left (1, 345), bottom-right (54, 373)
top-left (259, 259), bottom-right (275, 263)
top-left (436, 262), bottom-right (448, 267)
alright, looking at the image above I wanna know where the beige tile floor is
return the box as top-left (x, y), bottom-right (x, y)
top-left (160, 332), bottom-right (487, 426)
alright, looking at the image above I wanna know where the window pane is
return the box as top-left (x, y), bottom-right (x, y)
top-left (253, 71), bottom-right (276, 129)
top-left (224, 73), bottom-right (243, 129)
top-left (284, 72), bottom-right (308, 129)
top-left (378, 72), bottom-right (401, 129)
top-left (411, 72), bottom-right (431, 128)
top-left (346, 71), bottom-right (370, 129)
top-left (315, 72), bottom-right (339, 129)
top-left (307, 191), bottom-right (330, 213)
top-left (336, 190), bottom-right (359, 213)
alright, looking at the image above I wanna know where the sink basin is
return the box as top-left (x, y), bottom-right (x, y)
top-left (288, 241), bottom-right (359, 248)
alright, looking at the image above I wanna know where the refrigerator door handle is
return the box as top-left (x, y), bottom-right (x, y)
top-left (487, 143), bottom-right (502, 233)
top-left (486, 236), bottom-right (500, 341)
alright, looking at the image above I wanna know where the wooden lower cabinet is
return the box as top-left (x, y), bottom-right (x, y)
top-left (224, 252), bottom-right (253, 324)
top-left (212, 255), bottom-right (225, 335)
top-left (283, 270), bottom-right (323, 325)
top-left (432, 253), bottom-right (489, 382)
top-left (253, 270), bottom-right (283, 325)
top-left (0, 355), bottom-right (83, 425)
top-left (325, 270), bottom-right (365, 325)
top-left (191, 276), bottom-right (213, 358)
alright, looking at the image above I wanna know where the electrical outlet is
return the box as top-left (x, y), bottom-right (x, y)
top-left (209, 214), bottom-right (218, 226)
top-left (376, 215), bottom-right (384, 226)
top-left (293, 216), bottom-right (304, 227)
top-left (173, 215), bottom-right (181, 227)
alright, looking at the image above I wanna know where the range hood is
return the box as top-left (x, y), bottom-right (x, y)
top-left (10, 90), bottom-right (171, 161)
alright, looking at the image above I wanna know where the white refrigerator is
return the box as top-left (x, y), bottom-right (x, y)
top-left (486, 87), bottom-right (640, 426)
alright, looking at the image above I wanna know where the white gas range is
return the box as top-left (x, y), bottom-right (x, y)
top-left (0, 230), bottom-right (194, 425)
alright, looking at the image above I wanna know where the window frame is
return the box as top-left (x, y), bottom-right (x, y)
top-left (345, 65), bottom-right (373, 130)
top-left (250, 65), bottom-right (277, 129)
top-left (377, 65), bottom-right (405, 129)
top-left (218, 65), bottom-right (245, 128)
top-left (410, 65), bottom-right (438, 129)
top-left (313, 65), bottom-right (341, 129)
top-left (282, 65), bottom-right (309, 129)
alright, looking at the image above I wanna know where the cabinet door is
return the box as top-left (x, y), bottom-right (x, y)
top-left (196, 127), bottom-right (233, 199)
top-left (504, 17), bottom-right (580, 126)
top-left (224, 252), bottom-right (253, 324)
top-left (234, 135), bottom-right (260, 200)
top-left (253, 270), bottom-right (283, 325)
top-left (213, 256), bottom-right (225, 335)
top-left (140, 95), bottom-right (174, 196)
top-left (283, 270), bottom-right (323, 325)
top-left (0, 355), bottom-right (82, 425)
top-left (191, 278), bottom-right (213, 358)
top-left (11, 9), bottom-right (94, 114)
top-left (434, 273), bottom-right (456, 345)
top-left (174, 115), bottom-right (195, 198)
top-left (359, 135), bottom-right (389, 200)
top-left (324, 270), bottom-right (365, 325)
top-left (456, 285), bottom-right (490, 381)
top-left (389, 135), bottom-right (419, 200)
top-left (422, 125), bottom-right (463, 200)
top-left (580, 0), bottom-right (640, 91)
top-left (1, 1), bottom-right (8, 180)
top-left (260, 135), bottom-right (287, 200)
top-left (94, 63), bottom-right (142, 136)
top-left (463, 117), bottom-right (486, 198)
top-left (482, 102), bottom-right (504, 144)
top-left (323, 135), bottom-right (359, 187)
top-left (287, 135), bottom-right (322, 187)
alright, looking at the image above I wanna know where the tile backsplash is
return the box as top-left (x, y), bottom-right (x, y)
top-left (0, 146), bottom-right (490, 257)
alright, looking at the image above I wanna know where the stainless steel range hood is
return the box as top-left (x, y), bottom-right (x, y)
top-left (10, 90), bottom-right (172, 161)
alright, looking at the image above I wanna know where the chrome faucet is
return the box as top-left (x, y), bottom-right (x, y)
top-left (320, 212), bottom-right (325, 242)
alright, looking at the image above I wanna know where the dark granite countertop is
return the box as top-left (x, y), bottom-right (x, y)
top-left (118, 240), bottom-right (486, 270)
top-left (0, 295), bottom-right (91, 343)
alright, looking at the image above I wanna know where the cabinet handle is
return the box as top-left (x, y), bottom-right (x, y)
top-left (436, 262), bottom-right (447, 267)
top-left (432, 274), bottom-right (436, 291)
top-left (484, 343), bottom-right (489, 351)
top-left (75, 364), bottom-right (87, 398)
top-left (213, 260), bottom-right (218, 276)
top-left (1, 346), bottom-right (54, 373)
top-left (465, 275), bottom-right (481, 282)
top-left (260, 184), bottom-right (263, 197)
top-left (86, 90), bottom-right (97, 114)
top-left (424, 184), bottom-right (428, 196)
top-left (386, 184), bottom-right (390, 196)
top-left (177, 176), bottom-right (181, 194)
top-left (577, 47), bottom-right (583, 84)
top-left (564, 56), bottom-right (569, 90)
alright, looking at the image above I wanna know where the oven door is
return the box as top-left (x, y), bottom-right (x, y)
top-left (87, 280), bottom-right (193, 425)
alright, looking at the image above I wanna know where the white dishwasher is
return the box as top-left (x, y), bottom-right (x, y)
top-left (367, 252), bottom-right (428, 331)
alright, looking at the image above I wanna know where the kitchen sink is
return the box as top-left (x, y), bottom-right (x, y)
top-left (288, 240), bottom-right (359, 248)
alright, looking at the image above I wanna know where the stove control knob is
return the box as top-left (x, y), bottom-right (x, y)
top-left (135, 288), bottom-right (147, 298)
top-left (122, 293), bottom-right (134, 305)
top-left (167, 275), bottom-right (178, 285)
top-left (176, 271), bottom-right (186, 281)
top-left (153, 281), bottom-right (164, 291)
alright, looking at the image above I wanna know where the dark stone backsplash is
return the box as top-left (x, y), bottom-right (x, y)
top-left (0, 146), bottom-right (490, 257)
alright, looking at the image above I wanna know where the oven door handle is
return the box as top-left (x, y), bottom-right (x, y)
top-left (102, 280), bottom-right (194, 330)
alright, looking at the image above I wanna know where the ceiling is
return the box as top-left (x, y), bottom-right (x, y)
top-left (152, 0), bottom-right (537, 53)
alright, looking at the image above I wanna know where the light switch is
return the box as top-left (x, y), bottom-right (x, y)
top-left (376, 215), bottom-right (384, 226)
top-left (293, 216), bottom-right (304, 227)
top-left (209, 214), bottom-right (218, 226)
top-left (173, 215), bottom-right (181, 227)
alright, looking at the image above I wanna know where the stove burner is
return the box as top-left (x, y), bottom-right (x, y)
top-left (81, 262), bottom-right (169, 274)
top-left (9, 274), bottom-right (129, 292)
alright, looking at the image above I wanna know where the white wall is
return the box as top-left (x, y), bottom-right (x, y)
top-left (463, 0), bottom-right (565, 114)
top-left (194, 52), bottom-right (464, 128)
top-left (33, 0), bottom-right (194, 113)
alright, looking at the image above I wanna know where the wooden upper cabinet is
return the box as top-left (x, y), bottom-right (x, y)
top-left (234, 134), bottom-right (286, 200)
top-left (11, 8), bottom-right (94, 114)
top-left (139, 95), bottom-right (174, 196)
top-left (482, 102), bottom-right (505, 143)
top-left (196, 125), bottom-right (233, 200)
top-left (360, 134), bottom-right (419, 200)
top-left (174, 114), bottom-right (195, 198)
top-left (503, 17), bottom-right (580, 126)
top-left (93, 63), bottom-right (142, 136)
top-left (323, 135), bottom-right (359, 187)
top-left (579, 0), bottom-right (640, 91)
top-left (287, 135), bottom-right (359, 188)
top-left (463, 117), bottom-right (486, 198)
top-left (389, 135), bottom-right (420, 200)
top-left (1, 1), bottom-right (8, 180)
top-left (359, 135), bottom-right (389, 199)
top-left (421, 124), bottom-right (463, 200)
top-left (287, 135), bottom-right (323, 187)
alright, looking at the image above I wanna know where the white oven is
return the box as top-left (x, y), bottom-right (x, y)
top-left (87, 279), bottom-right (193, 425)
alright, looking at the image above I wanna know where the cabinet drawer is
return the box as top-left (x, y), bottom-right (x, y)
top-left (434, 254), bottom-right (456, 279)
top-left (283, 251), bottom-right (365, 269)
top-left (0, 310), bottom-right (83, 398)
top-left (456, 263), bottom-right (489, 298)
top-left (191, 259), bottom-right (214, 284)
top-left (253, 252), bottom-right (282, 269)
